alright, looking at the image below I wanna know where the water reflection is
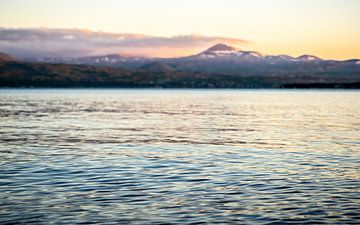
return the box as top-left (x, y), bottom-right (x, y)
top-left (0, 89), bottom-right (359, 224)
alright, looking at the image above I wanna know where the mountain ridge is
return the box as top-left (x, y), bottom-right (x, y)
top-left (0, 43), bottom-right (359, 89)
top-left (8, 43), bottom-right (359, 66)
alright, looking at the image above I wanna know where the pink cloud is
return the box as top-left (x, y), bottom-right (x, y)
top-left (0, 28), bottom-right (249, 58)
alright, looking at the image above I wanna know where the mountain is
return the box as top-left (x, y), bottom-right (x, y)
top-left (197, 43), bottom-right (238, 57)
top-left (30, 54), bottom-right (152, 69)
top-left (189, 44), bottom-right (264, 61)
top-left (344, 59), bottom-right (360, 65)
top-left (265, 55), bottom-right (296, 62)
top-left (150, 44), bottom-right (356, 74)
top-left (205, 43), bottom-right (238, 52)
top-left (296, 55), bottom-right (322, 62)
top-left (75, 54), bottom-right (151, 66)
top-left (4, 43), bottom-right (358, 87)
top-left (0, 52), bottom-right (16, 61)
top-left (187, 44), bottom-right (326, 63)
top-left (22, 43), bottom-right (360, 68)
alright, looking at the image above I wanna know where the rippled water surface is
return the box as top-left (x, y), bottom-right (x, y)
top-left (0, 89), bottom-right (359, 224)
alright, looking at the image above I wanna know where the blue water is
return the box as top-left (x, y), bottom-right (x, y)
top-left (0, 89), bottom-right (359, 224)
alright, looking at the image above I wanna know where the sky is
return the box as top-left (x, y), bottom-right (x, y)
top-left (0, 0), bottom-right (359, 59)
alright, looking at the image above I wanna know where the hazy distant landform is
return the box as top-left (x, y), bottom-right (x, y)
top-left (1, 44), bottom-right (359, 88)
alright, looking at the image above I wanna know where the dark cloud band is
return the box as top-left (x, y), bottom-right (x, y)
top-left (0, 28), bottom-right (248, 58)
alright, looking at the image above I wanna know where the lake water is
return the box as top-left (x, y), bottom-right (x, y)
top-left (0, 89), bottom-right (359, 224)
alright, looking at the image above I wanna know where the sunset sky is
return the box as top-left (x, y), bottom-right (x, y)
top-left (0, 0), bottom-right (359, 59)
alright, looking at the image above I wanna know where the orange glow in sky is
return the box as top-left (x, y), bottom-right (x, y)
top-left (0, 0), bottom-right (359, 59)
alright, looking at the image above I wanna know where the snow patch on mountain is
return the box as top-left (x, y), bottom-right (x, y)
top-left (297, 55), bottom-right (322, 61)
top-left (195, 43), bottom-right (265, 60)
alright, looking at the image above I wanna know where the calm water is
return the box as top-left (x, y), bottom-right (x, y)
top-left (0, 89), bottom-right (359, 224)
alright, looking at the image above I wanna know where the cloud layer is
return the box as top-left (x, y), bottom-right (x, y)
top-left (0, 28), bottom-right (248, 58)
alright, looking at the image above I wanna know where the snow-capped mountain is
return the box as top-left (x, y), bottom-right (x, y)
top-left (193, 44), bottom-right (264, 60)
top-left (22, 43), bottom-right (359, 68)
top-left (204, 43), bottom-right (238, 52)
top-left (159, 44), bottom-right (359, 74)
top-left (341, 59), bottom-right (360, 65)
top-left (188, 44), bottom-right (324, 63)
top-left (1, 45), bottom-right (359, 88)
top-left (296, 55), bottom-right (322, 62)
top-left (74, 54), bottom-right (151, 65)
top-left (198, 43), bottom-right (238, 57)
top-left (265, 55), bottom-right (296, 62)
top-left (30, 54), bottom-right (152, 68)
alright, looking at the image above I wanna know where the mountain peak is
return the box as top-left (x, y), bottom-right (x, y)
top-left (206, 43), bottom-right (237, 52)
top-left (297, 55), bottom-right (322, 61)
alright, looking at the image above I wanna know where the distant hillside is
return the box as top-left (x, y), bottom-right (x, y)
top-left (139, 62), bottom-right (177, 72)
top-left (0, 52), bottom-right (15, 61)
top-left (0, 61), bottom-right (359, 88)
